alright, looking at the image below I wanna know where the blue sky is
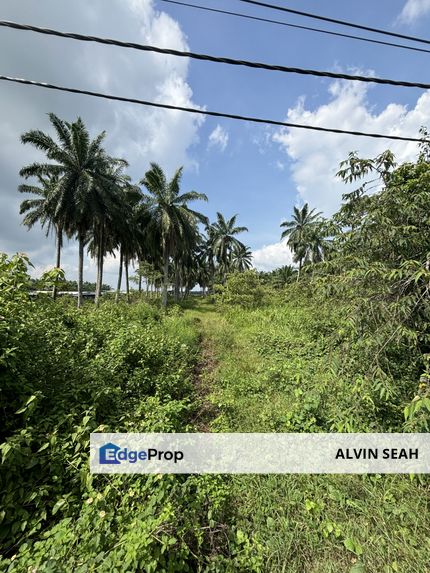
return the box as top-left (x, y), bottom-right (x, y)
top-left (1, 0), bottom-right (430, 280)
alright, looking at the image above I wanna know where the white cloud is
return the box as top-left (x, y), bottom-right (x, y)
top-left (398, 0), bottom-right (430, 24)
top-left (208, 124), bottom-right (229, 152)
top-left (252, 241), bottom-right (293, 271)
top-left (273, 79), bottom-right (430, 215)
top-left (0, 0), bottom-right (204, 285)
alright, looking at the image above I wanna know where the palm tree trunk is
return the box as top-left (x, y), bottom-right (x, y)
top-left (125, 255), bottom-right (130, 303)
top-left (95, 225), bottom-right (104, 306)
top-left (77, 233), bottom-right (84, 308)
top-left (162, 245), bottom-right (169, 309)
top-left (115, 248), bottom-right (123, 303)
top-left (99, 250), bottom-right (104, 302)
top-left (297, 258), bottom-right (302, 282)
top-left (138, 265), bottom-right (142, 293)
top-left (95, 247), bottom-right (104, 306)
top-left (174, 260), bottom-right (180, 303)
top-left (95, 248), bottom-right (101, 305)
top-left (52, 226), bottom-right (62, 300)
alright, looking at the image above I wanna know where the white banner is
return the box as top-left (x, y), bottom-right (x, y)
top-left (90, 433), bottom-right (430, 474)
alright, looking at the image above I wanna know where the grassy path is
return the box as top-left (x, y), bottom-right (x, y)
top-left (190, 307), bottom-right (219, 431)
top-left (184, 299), bottom-right (430, 573)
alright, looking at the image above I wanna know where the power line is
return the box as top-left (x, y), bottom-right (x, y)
top-left (1, 20), bottom-right (430, 90)
top-left (236, 0), bottom-right (430, 47)
top-left (1, 75), bottom-right (428, 143)
top-left (159, 0), bottom-right (430, 56)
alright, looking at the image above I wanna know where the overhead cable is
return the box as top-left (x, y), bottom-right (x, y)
top-left (159, 0), bottom-right (430, 56)
top-left (0, 20), bottom-right (430, 89)
top-left (237, 0), bottom-right (430, 47)
top-left (1, 74), bottom-right (428, 143)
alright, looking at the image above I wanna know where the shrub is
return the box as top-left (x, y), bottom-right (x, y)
top-left (215, 271), bottom-right (268, 309)
top-left (0, 254), bottom-right (250, 571)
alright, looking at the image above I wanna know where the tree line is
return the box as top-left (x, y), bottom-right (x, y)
top-left (18, 114), bottom-right (252, 307)
top-left (21, 113), bottom-right (425, 314)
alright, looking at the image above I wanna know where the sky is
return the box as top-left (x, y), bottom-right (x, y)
top-left (1, 0), bottom-right (430, 283)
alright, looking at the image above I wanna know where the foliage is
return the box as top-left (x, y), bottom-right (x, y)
top-left (215, 271), bottom-right (268, 309)
top-left (140, 162), bottom-right (208, 307)
top-left (258, 265), bottom-right (297, 288)
top-left (20, 114), bottom-right (130, 306)
top-left (7, 135), bottom-right (430, 572)
top-left (30, 277), bottom-right (111, 292)
top-left (322, 152), bottom-right (430, 428)
top-left (280, 203), bottom-right (330, 271)
top-left (207, 213), bottom-right (249, 283)
top-left (0, 254), bottom-right (260, 571)
top-left (189, 297), bottom-right (430, 572)
top-left (18, 116), bottom-right (252, 308)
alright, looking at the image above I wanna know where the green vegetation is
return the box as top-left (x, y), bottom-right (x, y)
top-left (0, 253), bottom-right (258, 571)
top-left (29, 277), bottom-right (112, 292)
top-left (186, 293), bottom-right (430, 572)
top-left (18, 114), bottom-right (251, 307)
top-left (2, 117), bottom-right (430, 570)
top-left (280, 203), bottom-right (329, 275)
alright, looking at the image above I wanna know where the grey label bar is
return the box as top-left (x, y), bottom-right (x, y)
top-left (90, 433), bottom-right (430, 474)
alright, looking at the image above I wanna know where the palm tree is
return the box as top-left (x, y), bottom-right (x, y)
top-left (303, 222), bottom-right (332, 265)
top-left (280, 203), bottom-right (322, 277)
top-left (272, 265), bottom-right (297, 288)
top-left (200, 231), bottom-right (217, 292)
top-left (87, 159), bottom-right (134, 305)
top-left (20, 114), bottom-right (123, 307)
top-left (111, 183), bottom-right (146, 303)
top-left (18, 173), bottom-right (64, 299)
top-left (209, 213), bottom-right (248, 280)
top-left (140, 163), bottom-right (208, 308)
top-left (231, 244), bottom-right (253, 272)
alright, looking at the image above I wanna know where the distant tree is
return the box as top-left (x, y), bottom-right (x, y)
top-left (140, 163), bottom-right (208, 308)
top-left (20, 114), bottom-right (125, 307)
top-left (280, 203), bottom-right (322, 277)
top-left (209, 213), bottom-right (248, 281)
top-left (19, 173), bottom-right (63, 299)
top-left (231, 244), bottom-right (253, 272)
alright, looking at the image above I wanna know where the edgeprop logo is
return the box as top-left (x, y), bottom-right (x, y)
top-left (99, 442), bottom-right (184, 465)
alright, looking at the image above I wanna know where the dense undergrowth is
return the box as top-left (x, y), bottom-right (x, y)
top-left (189, 286), bottom-right (430, 572)
top-left (2, 250), bottom-right (430, 571)
top-left (0, 254), bottom-right (259, 572)
top-left (211, 282), bottom-right (422, 434)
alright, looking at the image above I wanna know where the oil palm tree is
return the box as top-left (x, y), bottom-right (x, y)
top-left (231, 244), bottom-right (253, 272)
top-left (209, 213), bottom-right (248, 280)
top-left (18, 173), bottom-right (63, 299)
top-left (280, 203), bottom-right (322, 277)
top-left (110, 182), bottom-right (146, 303)
top-left (303, 222), bottom-right (331, 265)
top-left (140, 163), bottom-right (208, 308)
top-left (271, 265), bottom-right (297, 288)
top-left (20, 114), bottom-right (122, 307)
top-left (89, 163), bottom-right (139, 305)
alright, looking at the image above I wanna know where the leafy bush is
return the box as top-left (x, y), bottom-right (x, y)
top-left (215, 271), bottom-right (268, 309)
top-left (0, 254), bottom-right (259, 571)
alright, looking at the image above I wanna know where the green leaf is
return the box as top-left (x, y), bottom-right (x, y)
top-left (266, 516), bottom-right (275, 528)
top-left (1, 443), bottom-right (12, 463)
top-left (37, 443), bottom-right (50, 453)
top-left (52, 499), bottom-right (67, 515)
top-left (350, 563), bottom-right (366, 573)
top-left (344, 537), bottom-right (363, 555)
top-left (16, 394), bottom-right (38, 414)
